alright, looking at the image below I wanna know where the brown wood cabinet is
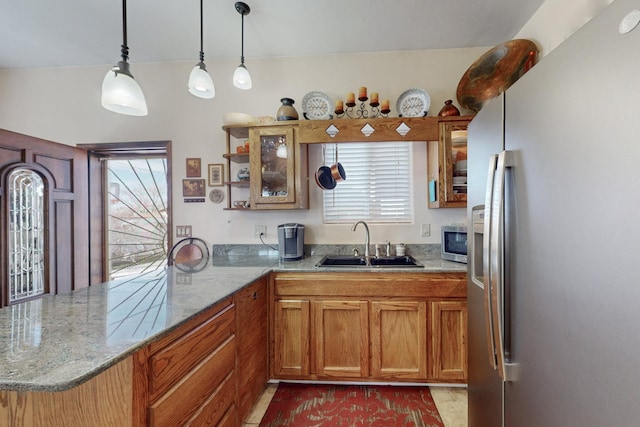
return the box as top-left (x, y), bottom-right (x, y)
top-left (272, 299), bottom-right (310, 377)
top-left (0, 358), bottom-right (134, 427)
top-left (314, 299), bottom-right (370, 378)
top-left (235, 275), bottom-right (269, 422)
top-left (0, 277), bottom-right (270, 427)
top-left (222, 123), bottom-right (308, 210)
top-left (371, 301), bottom-right (427, 380)
top-left (427, 117), bottom-right (472, 208)
top-left (430, 300), bottom-right (468, 381)
top-left (134, 298), bottom-right (238, 426)
top-left (136, 276), bottom-right (270, 426)
top-left (270, 271), bottom-right (467, 383)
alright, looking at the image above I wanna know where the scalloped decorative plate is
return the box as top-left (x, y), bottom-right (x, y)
top-left (396, 88), bottom-right (430, 117)
top-left (302, 91), bottom-right (333, 120)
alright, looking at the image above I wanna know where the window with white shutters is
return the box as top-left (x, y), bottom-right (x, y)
top-left (322, 142), bottom-right (413, 223)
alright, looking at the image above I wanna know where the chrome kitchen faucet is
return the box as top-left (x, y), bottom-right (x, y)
top-left (351, 221), bottom-right (370, 258)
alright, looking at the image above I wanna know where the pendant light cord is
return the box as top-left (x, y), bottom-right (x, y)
top-left (240, 12), bottom-right (245, 65)
top-left (198, 0), bottom-right (204, 62)
top-left (120, 0), bottom-right (129, 62)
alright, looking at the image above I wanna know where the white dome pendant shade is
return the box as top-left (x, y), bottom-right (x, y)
top-left (188, 0), bottom-right (215, 99)
top-left (102, 61), bottom-right (148, 116)
top-left (188, 63), bottom-right (215, 98)
top-left (233, 64), bottom-right (252, 90)
top-left (233, 2), bottom-right (252, 90)
top-left (101, 0), bottom-right (148, 116)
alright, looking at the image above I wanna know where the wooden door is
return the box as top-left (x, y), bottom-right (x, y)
top-left (371, 301), bottom-right (427, 380)
top-left (273, 299), bottom-right (310, 378)
top-left (0, 129), bottom-right (88, 307)
top-left (429, 300), bottom-right (468, 381)
top-left (314, 300), bottom-right (370, 379)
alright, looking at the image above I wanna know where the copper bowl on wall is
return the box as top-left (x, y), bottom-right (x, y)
top-left (456, 39), bottom-right (538, 112)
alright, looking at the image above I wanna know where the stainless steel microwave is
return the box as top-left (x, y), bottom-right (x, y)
top-left (441, 225), bottom-right (468, 263)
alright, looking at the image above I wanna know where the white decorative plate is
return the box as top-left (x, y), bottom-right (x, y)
top-left (209, 189), bottom-right (224, 203)
top-left (302, 91), bottom-right (333, 120)
top-left (396, 88), bottom-right (430, 117)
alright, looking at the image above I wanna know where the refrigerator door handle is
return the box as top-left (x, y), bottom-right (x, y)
top-left (483, 154), bottom-right (499, 371)
top-left (491, 150), bottom-right (517, 382)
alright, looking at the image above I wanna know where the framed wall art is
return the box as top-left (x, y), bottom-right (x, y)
top-left (208, 163), bottom-right (224, 186)
top-left (182, 179), bottom-right (206, 197)
top-left (186, 158), bottom-right (201, 177)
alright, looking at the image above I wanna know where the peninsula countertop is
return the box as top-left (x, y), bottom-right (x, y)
top-left (0, 255), bottom-right (466, 392)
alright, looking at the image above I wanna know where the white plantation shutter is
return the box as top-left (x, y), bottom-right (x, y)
top-left (323, 142), bottom-right (413, 223)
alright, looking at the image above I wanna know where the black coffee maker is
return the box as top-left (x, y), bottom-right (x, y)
top-left (277, 223), bottom-right (304, 260)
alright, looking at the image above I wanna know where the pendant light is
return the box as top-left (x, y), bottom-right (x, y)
top-left (188, 0), bottom-right (215, 98)
top-left (233, 2), bottom-right (252, 90)
top-left (101, 0), bottom-right (148, 116)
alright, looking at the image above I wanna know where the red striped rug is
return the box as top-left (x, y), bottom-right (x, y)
top-left (259, 383), bottom-right (444, 427)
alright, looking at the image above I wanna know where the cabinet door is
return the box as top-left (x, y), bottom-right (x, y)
top-left (314, 300), bottom-right (370, 378)
top-left (273, 299), bottom-right (310, 378)
top-left (249, 126), bottom-right (297, 205)
top-left (428, 118), bottom-right (470, 208)
top-left (429, 300), bottom-right (468, 381)
top-left (371, 301), bottom-right (427, 380)
top-left (236, 277), bottom-right (268, 422)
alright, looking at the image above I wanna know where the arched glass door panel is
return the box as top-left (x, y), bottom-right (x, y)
top-left (8, 168), bottom-right (46, 302)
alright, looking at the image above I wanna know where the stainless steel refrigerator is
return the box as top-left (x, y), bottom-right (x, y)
top-left (467, 0), bottom-right (640, 425)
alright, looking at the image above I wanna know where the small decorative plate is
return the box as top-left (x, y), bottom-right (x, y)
top-left (302, 91), bottom-right (333, 120)
top-left (396, 88), bottom-right (430, 117)
top-left (209, 189), bottom-right (224, 203)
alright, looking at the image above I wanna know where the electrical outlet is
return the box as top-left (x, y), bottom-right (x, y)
top-left (255, 225), bottom-right (267, 238)
top-left (421, 223), bottom-right (430, 237)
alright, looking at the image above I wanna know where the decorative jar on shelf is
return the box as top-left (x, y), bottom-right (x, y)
top-left (276, 98), bottom-right (299, 121)
top-left (438, 100), bottom-right (461, 117)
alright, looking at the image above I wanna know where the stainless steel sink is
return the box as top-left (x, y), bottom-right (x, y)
top-left (316, 255), bottom-right (368, 267)
top-left (369, 255), bottom-right (422, 267)
top-left (316, 255), bottom-right (422, 268)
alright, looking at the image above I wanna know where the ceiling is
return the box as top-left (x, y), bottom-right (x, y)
top-left (0, 0), bottom-right (545, 70)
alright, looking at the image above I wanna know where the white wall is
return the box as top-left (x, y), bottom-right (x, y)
top-left (0, 48), bottom-right (484, 246)
top-left (0, 0), bottom-right (611, 246)
top-left (516, 0), bottom-right (614, 56)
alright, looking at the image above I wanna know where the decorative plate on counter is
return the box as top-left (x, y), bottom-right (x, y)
top-left (396, 88), bottom-right (430, 117)
top-left (302, 91), bottom-right (333, 120)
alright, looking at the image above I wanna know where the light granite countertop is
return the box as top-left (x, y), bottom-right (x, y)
top-left (0, 252), bottom-right (466, 392)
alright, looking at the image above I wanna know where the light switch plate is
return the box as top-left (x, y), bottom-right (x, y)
top-left (176, 225), bottom-right (192, 237)
top-left (421, 223), bottom-right (431, 237)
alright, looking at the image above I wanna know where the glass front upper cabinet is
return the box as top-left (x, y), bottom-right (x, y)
top-left (428, 118), bottom-right (471, 208)
top-left (249, 126), bottom-right (297, 206)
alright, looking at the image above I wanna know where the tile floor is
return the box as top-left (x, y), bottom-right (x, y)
top-left (242, 384), bottom-right (468, 427)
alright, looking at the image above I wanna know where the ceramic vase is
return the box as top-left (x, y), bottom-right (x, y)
top-left (438, 100), bottom-right (461, 117)
top-left (277, 98), bottom-right (299, 121)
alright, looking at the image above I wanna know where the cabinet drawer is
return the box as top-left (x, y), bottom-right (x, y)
top-left (274, 272), bottom-right (467, 298)
top-left (216, 405), bottom-right (238, 427)
top-left (184, 371), bottom-right (236, 426)
top-left (149, 304), bottom-right (235, 401)
top-left (149, 335), bottom-right (236, 426)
